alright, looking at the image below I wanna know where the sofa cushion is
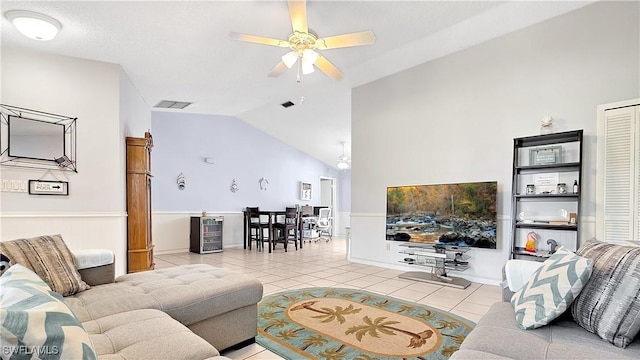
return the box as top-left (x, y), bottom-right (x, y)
top-left (82, 309), bottom-right (220, 360)
top-left (65, 264), bottom-right (263, 325)
top-left (571, 239), bottom-right (640, 348)
top-left (454, 302), bottom-right (640, 360)
top-left (511, 247), bottom-right (592, 329)
top-left (0, 234), bottom-right (89, 296)
top-left (0, 264), bottom-right (97, 359)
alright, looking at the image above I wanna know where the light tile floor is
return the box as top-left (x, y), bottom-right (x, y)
top-left (155, 237), bottom-right (502, 360)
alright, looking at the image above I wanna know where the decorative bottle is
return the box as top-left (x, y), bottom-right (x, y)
top-left (573, 180), bottom-right (579, 194)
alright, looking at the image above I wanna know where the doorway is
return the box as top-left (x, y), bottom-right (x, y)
top-left (319, 177), bottom-right (336, 236)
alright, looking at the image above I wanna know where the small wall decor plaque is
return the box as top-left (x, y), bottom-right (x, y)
top-left (530, 146), bottom-right (562, 165)
top-left (28, 180), bottom-right (68, 196)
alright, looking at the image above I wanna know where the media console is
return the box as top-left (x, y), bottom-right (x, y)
top-left (397, 243), bottom-right (471, 289)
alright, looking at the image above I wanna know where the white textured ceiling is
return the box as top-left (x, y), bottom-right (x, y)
top-left (1, 0), bottom-right (592, 168)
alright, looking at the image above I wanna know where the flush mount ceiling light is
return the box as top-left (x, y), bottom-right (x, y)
top-left (336, 142), bottom-right (350, 170)
top-left (5, 10), bottom-right (62, 41)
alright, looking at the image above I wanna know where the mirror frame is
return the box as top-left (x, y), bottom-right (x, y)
top-left (1, 104), bottom-right (77, 172)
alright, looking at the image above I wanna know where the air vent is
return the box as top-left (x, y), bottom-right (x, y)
top-left (154, 100), bottom-right (193, 109)
top-left (281, 101), bottom-right (295, 108)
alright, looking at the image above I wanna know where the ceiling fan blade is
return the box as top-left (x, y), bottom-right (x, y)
top-left (315, 55), bottom-right (343, 80)
top-left (316, 31), bottom-right (376, 50)
top-left (268, 61), bottom-right (289, 78)
top-left (288, 0), bottom-right (308, 33)
top-left (229, 32), bottom-right (289, 47)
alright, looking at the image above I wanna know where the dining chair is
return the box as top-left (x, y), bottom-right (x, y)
top-left (316, 208), bottom-right (333, 242)
top-left (273, 207), bottom-right (299, 252)
top-left (247, 207), bottom-right (269, 251)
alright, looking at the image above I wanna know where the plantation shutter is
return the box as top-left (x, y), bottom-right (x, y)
top-left (602, 105), bottom-right (639, 241)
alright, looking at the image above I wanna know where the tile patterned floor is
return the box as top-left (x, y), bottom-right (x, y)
top-left (156, 237), bottom-right (502, 360)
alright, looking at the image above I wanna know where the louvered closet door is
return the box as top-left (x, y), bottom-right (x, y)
top-left (603, 106), bottom-right (638, 241)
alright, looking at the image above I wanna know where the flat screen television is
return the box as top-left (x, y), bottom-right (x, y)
top-left (386, 181), bottom-right (497, 249)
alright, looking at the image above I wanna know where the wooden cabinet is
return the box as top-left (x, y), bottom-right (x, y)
top-left (510, 130), bottom-right (583, 260)
top-left (126, 132), bottom-right (154, 273)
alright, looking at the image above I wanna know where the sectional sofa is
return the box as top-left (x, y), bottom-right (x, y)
top-left (452, 240), bottom-right (640, 359)
top-left (0, 235), bottom-right (263, 360)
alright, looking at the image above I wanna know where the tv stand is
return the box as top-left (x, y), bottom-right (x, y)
top-left (397, 243), bottom-right (471, 289)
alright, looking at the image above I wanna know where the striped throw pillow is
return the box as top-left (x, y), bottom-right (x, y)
top-left (0, 264), bottom-right (97, 359)
top-left (511, 247), bottom-right (593, 329)
top-left (571, 239), bottom-right (640, 348)
top-left (0, 234), bottom-right (89, 296)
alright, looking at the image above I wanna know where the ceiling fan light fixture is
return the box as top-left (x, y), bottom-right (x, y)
top-left (301, 60), bottom-right (315, 75)
top-left (5, 10), bottom-right (61, 41)
top-left (282, 51), bottom-right (298, 68)
top-left (302, 49), bottom-right (319, 64)
top-left (336, 142), bottom-right (350, 170)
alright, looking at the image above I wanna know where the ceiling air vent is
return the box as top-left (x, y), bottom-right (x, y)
top-left (280, 101), bottom-right (295, 108)
top-left (154, 100), bottom-right (193, 109)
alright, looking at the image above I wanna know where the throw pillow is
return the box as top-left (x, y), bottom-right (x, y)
top-left (571, 239), bottom-right (640, 348)
top-left (511, 247), bottom-right (593, 330)
top-left (0, 264), bottom-right (97, 359)
top-left (0, 234), bottom-right (89, 296)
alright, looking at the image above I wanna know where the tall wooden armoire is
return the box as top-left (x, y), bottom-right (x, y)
top-left (126, 132), bottom-right (154, 273)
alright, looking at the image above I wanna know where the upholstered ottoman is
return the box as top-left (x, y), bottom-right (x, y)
top-left (66, 264), bottom-right (263, 351)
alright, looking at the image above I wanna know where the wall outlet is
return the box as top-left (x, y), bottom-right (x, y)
top-left (385, 243), bottom-right (391, 251)
top-left (0, 179), bottom-right (28, 193)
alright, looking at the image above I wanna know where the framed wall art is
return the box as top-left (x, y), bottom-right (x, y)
top-left (529, 146), bottom-right (562, 165)
top-left (300, 182), bottom-right (311, 201)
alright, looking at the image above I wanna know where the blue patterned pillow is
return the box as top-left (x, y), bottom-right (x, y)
top-left (0, 264), bottom-right (97, 359)
top-left (511, 247), bottom-right (593, 329)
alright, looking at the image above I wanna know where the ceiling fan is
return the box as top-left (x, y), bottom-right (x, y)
top-left (337, 142), bottom-right (350, 170)
top-left (229, 0), bottom-right (375, 82)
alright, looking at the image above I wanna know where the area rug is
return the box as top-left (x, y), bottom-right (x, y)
top-left (257, 287), bottom-right (476, 360)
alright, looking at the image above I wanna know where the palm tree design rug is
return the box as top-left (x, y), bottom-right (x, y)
top-left (257, 287), bottom-right (475, 360)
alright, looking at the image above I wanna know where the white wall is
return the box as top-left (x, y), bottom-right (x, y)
top-left (1, 48), bottom-right (151, 275)
top-left (350, 1), bottom-right (640, 284)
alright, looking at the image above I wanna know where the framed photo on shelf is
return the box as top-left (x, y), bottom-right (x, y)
top-left (300, 182), bottom-right (311, 201)
top-left (530, 146), bottom-right (562, 165)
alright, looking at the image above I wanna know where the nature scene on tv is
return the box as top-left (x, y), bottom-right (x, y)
top-left (386, 181), bottom-right (497, 249)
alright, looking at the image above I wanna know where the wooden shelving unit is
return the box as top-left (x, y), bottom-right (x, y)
top-left (510, 130), bottom-right (583, 261)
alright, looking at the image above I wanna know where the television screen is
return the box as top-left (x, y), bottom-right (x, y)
top-left (386, 181), bottom-right (497, 249)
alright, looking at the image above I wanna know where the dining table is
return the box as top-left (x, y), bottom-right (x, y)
top-left (243, 209), bottom-right (303, 252)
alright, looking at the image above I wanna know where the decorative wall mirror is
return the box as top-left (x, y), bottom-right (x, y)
top-left (0, 104), bottom-right (77, 172)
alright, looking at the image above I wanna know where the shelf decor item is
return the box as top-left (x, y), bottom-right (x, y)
top-left (525, 232), bottom-right (538, 253)
top-left (540, 115), bottom-right (554, 135)
top-left (530, 146), bottom-right (562, 165)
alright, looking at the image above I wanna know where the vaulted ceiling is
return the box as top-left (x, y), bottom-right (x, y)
top-left (1, 1), bottom-right (593, 168)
